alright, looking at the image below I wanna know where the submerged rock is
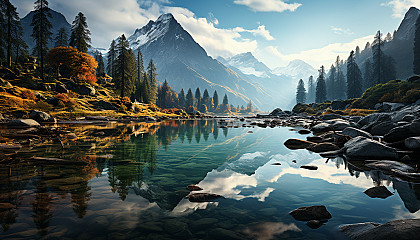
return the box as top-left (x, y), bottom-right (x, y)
top-left (364, 186), bottom-right (393, 199)
top-left (306, 220), bottom-right (324, 229)
top-left (187, 185), bottom-right (203, 191)
top-left (289, 205), bottom-right (332, 221)
top-left (187, 193), bottom-right (223, 202)
top-left (300, 165), bottom-right (318, 170)
top-left (6, 119), bottom-right (40, 128)
top-left (344, 136), bottom-right (398, 159)
top-left (284, 139), bottom-right (315, 150)
top-left (298, 129), bottom-right (311, 135)
top-left (365, 160), bottom-right (415, 173)
top-left (29, 110), bottom-right (55, 123)
top-left (307, 143), bottom-right (340, 153)
top-left (340, 219), bottom-right (420, 240)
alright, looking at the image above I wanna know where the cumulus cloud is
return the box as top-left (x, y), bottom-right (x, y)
top-left (234, 0), bottom-right (302, 12)
top-left (234, 25), bottom-right (275, 40)
top-left (382, 0), bottom-right (420, 18)
top-left (255, 35), bottom-right (374, 69)
top-left (331, 26), bottom-right (354, 35)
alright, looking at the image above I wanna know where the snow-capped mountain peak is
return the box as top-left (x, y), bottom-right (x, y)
top-left (273, 59), bottom-right (317, 80)
top-left (219, 52), bottom-right (273, 78)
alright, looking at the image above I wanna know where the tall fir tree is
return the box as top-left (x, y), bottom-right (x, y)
top-left (355, 46), bottom-right (361, 59)
top-left (346, 50), bottom-right (363, 99)
top-left (327, 64), bottom-right (336, 100)
top-left (4, 1), bottom-right (19, 67)
top-left (147, 59), bottom-right (158, 104)
top-left (11, 20), bottom-right (28, 63)
top-left (114, 34), bottom-right (136, 98)
top-left (315, 66), bottom-right (327, 103)
top-left (213, 90), bottom-right (219, 110)
top-left (307, 75), bottom-right (315, 103)
top-left (133, 50), bottom-right (144, 102)
top-left (335, 56), bottom-right (346, 99)
top-left (31, 0), bottom-right (52, 81)
top-left (202, 89), bottom-right (210, 109)
top-left (69, 12), bottom-right (91, 53)
top-left (178, 89), bottom-right (186, 108)
top-left (363, 59), bottom-right (374, 90)
top-left (0, 0), bottom-right (6, 64)
top-left (94, 50), bottom-right (105, 78)
top-left (107, 40), bottom-right (116, 78)
top-left (194, 88), bottom-right (201, 108)
top-left (296, 79), bottom-right (306, 104)
top-left (54, 27), bottom-right (68, 47)
top-left (141, 73), bottom-right (151, 103)
top-left (372, 30), bottom-right (383, 85)
top-left (414, 15), bottom-right (420, 75)
top-left (186, 88), bottom-right (194, 108)
top-left (222, 93), bottom-right (228, 106)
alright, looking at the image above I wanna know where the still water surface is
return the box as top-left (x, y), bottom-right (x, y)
top-left (1, 120), bottom-right (419, 239)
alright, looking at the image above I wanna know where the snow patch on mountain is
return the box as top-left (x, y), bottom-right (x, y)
top-left (218, 52), bottom-right (272, 78)
top-left (273, 59), bottom-right (317, 80)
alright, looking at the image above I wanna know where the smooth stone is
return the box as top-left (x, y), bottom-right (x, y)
top-left (284, 139), bottom-right (315, 150)
top-left (187, 193), bottom-right (223, 202)
top-left (370, 121), bottom-right (397, 136)
top-left (300, 165), bottom-right (318, 170)
top-left (29, 110), bottom-right (55, 123)
top-left (289, 205), bottom-right (332, 221)
top-left (344, 136), bottom-right (398, 159)
top-left (365, 160), bottom-right (415, 173)
top-left (307, 220), bottom-right (324, 229)
top-left (307, 136), bottom-right (324, 143)
top-left (384, 121), bottom-right (420, 142)
top-left (342, 127), bottom-right (372, 138)
top-left (6, 119), bottom-right (40, 128)
top-left (320, 114), bottom-right (343, 120)
top-left (311, 122), bottom-right (333, 133)
top-left (363, 186), bottom-right (393, 199)
top-left (298, 129), bottom-right (311, 134)
top-left (340, 219), bottom-right (420, 240)
top-left (405, 137), bottom-right (420, 149)
top-left (187, 185), bottom-right (203, 191)
top-left (307, 143), bottom-right (340, 153)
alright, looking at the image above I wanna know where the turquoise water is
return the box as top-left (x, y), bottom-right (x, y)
top-left (1, 120), bottom-right (419, 239)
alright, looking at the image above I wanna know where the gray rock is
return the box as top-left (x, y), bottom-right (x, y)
top-left (29, 110), bottom-right (55, 123)
top-left (311, 122), bottom-right (333, 133)
top-left (402, 114), bottom-right (415, 122)
top-left (364, 186), bottom-right (393, 199)
top-left (375, 102), bottom-right (405, 112)
top-left (187, 193), bottom-right (223, 202)
top-left (340, 219), bottom-right (420, 240)
top-left (405, 137), bottom-right (420, 149)
top-left (365, 160), bottom-right (415, 173)
top-left (344, 136), bottom-right (398, 159)
top-left (370, 121), bottom-right (397, 136)
top-left (269, 108), bottom-right (287, 116)
top-left (342, 127), bottom-right (372, 138)
top-left (384, 121), bottom-right (420, 142)
top-left (307, 143), bottom-right (340, 153)
top-left (320, 114), bottom-right (342, 120)
top-left (349, 116), bottom-right (363, 123)
top-left (289, 205), bottom-right (332, 221)
top-left (284, 139), bottom-right (315, 150)
top-left (312, 119), bottom-right (351, 132)
top-left (6, 119), bottom-right (40, 128)
top-left (358, 113), bottom-right (391, 127)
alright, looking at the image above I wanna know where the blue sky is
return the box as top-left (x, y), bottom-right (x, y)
top-left (12, 0), bottom-right (420, 69)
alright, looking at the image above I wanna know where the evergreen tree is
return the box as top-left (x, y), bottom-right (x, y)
top-left (307, 75), bottom-right (315, 103)
top-left (363, 59), bottom-right (374, 90)
top-left (202, 89), bottom-right (210, 109)
top-left (346, 50), bottom-right (363, 99)
top-left (194, 88), bottom-right (201, 107)
top-left (4, 1), bottom-right (19, 67)
top-left (0, 0), bottom-right (5, 65)
top-left (141, 73), bottom-right (151, 103)
top-left (246, 100), bottom-right (253, 112)
top-left (107, 40), bottom-right (116, 78)
top-left (385, 32), bottom-right (392, 42)
top-left (315, 66), bottom-right (327, 103)
top-left (94, 50), bottom-right (105, 78)
top-left (335, 56), bottom-right (346, 99)
top-left (222, 94), bottom-right (228, 106)
top-left (31, 0), bottom-right (52, 80)
top-left (132, 50), bottom-right (144, 102)
top-left (327, 64), bottom-right (336, 100)
top-left (213, 90), bottom-right (219, 110)
top-left (355, 46), bottom-right (360, 59)
top-left (186, 88), bottom-right (194, 108)
top-left (414, 15), bottom-right (420, 75)
top-left (114, 34), bottom-right (136, 98)
top-left (54, 27), bottom-right (68, 47)
top-left (11, 20), bottom-right (28, 63)
top-left (364, 41), bottom-right (371, 50)
top-left (178, 89), bottom-right (186, 108)
top-left (147, 59), bottom-right (158, 104)
top-left (372, 30), bottom-right (383, 85)
top-left (296, 79), bottom-right (306, 104)
top-left (69, 12), bottom-right (91, 53)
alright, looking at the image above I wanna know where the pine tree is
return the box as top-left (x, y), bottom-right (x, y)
top-left (132, 50), bottom-right (144, 102)
top-left (69, 12), bottom-right (91, 53)
top-left (296, 79), bottom-right (306, 104)
top-left (4, 1), bottom-right (20, 67)
top-left (107, 40), bottom-right (116, 78)
top-left (54, 27), bottom-right (68, 47)
top-left (11, 20), bottom-right (28, 63)
top-left (355, 46), bottom-right (360, 59)
top-left (385, 32), bottom-right (392, 42)
top-left (372, 30), bottom-right (383, 85)
top-left (202, 89), bottom-right (210, 109)
top-left (363, 59), bottom-right (374, 90)
top-left (0, 0), bottom-right (6, 65)
top-left (147, 59), bottom-right (158, 104)
top-left (194, 88), bottom-right (201, 108)
top-left (414, 15), bottom-right (420, 75)
top-left (307, 75), bottom-right (315, 103)
top-left (335, 56), bottom-right (346, 99)
top-left (114, 34), bottom-right (136, 98)
top-left (346, 50), bottom-right (363, 99)
top-left (186, 88), bottom-right (194, 108)
top-left (178, 89), bottom-right (186, 108)
top-left (222, 94), bottom-right (228, 106)
top-left (31, 0), bottom-right (52, 80)
top-left (327, 64), bottom-right (336, 100)
top-left (94, 51), bottom-right (105, 78)
top-left (315, 66), bottom-right (327, 103)
top-left (213, 90), bottom-right (219, 110)
top-left (246, 100), bottom-right (253, 112)
top-left (364, 42), bottom-right (371, 50)
top-left (141, 73), bottom-right (151, 103)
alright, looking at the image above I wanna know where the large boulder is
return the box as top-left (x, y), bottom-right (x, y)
top-left (29, 110), bottom-right (55, 123)
top-left (342, 127), bottom-right (372, 138)
top-left (340, 219), bottom-right (420, 240)
top-left (284, 139), bottom-right (315, 150)
top-left (384, 121), bottom-right (420, 142)
top-left (370, 121), bottom-right (397, 136)
top-left (405, 137), bottom-right (420, 149)
top-left (364, 186), bottom-right (393, 199)
top-left (6, 119), bottom-right (40, 128)
top-left (269, 108), bottom-right (287, 116)
top-left (331, 100), bottom-right (348, 110)
top-left (357, 113), bottom-right (391, 127)
top-left (289, 205), bottom-right (332, 221)
top-left (344, 136), bottom-right (398, 159)
top-left (365, 160), bottom-right (415, 173)
top-left (375, 102), bottom-right (405, 112)
top-left (320, 114), bottom-right (343, 120)
top-left (307, 143), bottom-right (340, 153)
top-left (311, 119), bottom-right (351, 133)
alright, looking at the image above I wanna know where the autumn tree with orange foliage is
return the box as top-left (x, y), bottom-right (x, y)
top-left (46, 46), bottom-right (98, 84)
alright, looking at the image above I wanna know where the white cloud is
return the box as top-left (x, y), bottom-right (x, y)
top-left (382, 0), bottom-right (420, 18)
top-left (331, 26), bottom-right (354, 35)
top-left (256, 35), bottom-right (374, 69)
top-left (234, 0), bottom-right (302, 12)
top-left (207, 12), bottom-right (219, 25)
top-left (235, 25), bottom-right (275, 40)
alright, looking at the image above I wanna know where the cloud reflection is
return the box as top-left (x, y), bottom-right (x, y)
top-left (242, 222), bottom-right (301, 240)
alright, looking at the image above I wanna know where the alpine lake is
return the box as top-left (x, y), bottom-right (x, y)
top-left (1, 119), bottom-right (419, 240)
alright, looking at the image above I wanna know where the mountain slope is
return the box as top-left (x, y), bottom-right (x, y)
top-left (218, 52), bottom-right (272, 78)
top-left (273, 59), bottom-right (317, 81)
top-left (127, 14), bottom-right (271, 110)
top-left (21, 8), bottom-right (71, 53)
